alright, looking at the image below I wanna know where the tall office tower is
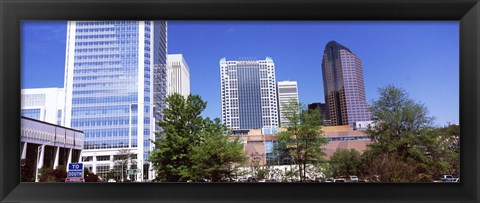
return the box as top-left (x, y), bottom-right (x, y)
top-left (167, 54), bottom-right (190, 97)
top-left (220, 57), bottom-right (279, 130)
top-left (21, 88), bottom-right (65, 126)
top-left (277, 81), bottom-right (299, 127)
top-left (321, 40), bottom-right (372, 127)
top-left (63, 21), bottom-right (167, 181)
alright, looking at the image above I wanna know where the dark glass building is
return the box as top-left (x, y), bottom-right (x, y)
top-left (321, 41), bottom-right (372, 127)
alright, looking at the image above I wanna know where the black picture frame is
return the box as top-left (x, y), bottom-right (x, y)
top-left (1, 0), bottom-right (479, 202)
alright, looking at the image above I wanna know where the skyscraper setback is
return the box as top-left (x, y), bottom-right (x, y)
top-left (220, 57), bottom-right (279, 130)
top-left (321, 41), bottom-right (372, 127)
top-left (167, 54), bottom-right (190, 97)
top-left (63, 21), bottom-right (168, 181)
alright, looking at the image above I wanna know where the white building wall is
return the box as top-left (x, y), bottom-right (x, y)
top-left (277, 81), bottom-right (299, 127)
top-left (21, 88), bottom-right (65, 126)
top-left (167, 54), bottom-right (190, 97)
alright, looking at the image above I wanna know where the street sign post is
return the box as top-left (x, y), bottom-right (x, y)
top-left (66, 163), bottom-right (84, 182)
top-left (128, 169), bottom-right (139, 175)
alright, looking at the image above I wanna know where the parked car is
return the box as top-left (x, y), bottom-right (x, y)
top-left (107, 179), bottom-right (116, 182)
top-left (333, 178), bottom-right (346, 183)
top-left (349, 176), bottom-right (359, 182)
top-left (325, 177), bottom-right (334, 183)
top-left (441, 175), bottom-right (455, 182)
top-left (247, 177), bottom-right (258, 182)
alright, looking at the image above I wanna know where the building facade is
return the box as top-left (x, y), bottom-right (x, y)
top-left (21, 88), bottom-right (65, 126)
top-left (167, 54), bottom-right (190, 97)
top-left (321, 41), bottom-right (372, 127)
top-left (20, 116), bottom-right (83, 182)
top-left (63, 21), bottom-right (168, 181)
top-left (220, 57), bottom-right (279, 130)
top-left (277, 81), bottom-right (299, 127)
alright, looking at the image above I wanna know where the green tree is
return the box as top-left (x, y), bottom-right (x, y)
top-left (329, 149), bottom-right (361, 177)
top-left (149, 93), bottom-right (206, 182)
top-left (113, 149), bottom-right (136, 182)
top-left (434, 124), bottom-right (460, 176)
top-left (149, 93), bottom-right (246, 182)
top-left (84, 168), bottom-right (99, 182)
top-left (276, 99), bottom-right (328, 181)
top-left (190, 118), bottom-right (247, 182)
top-left (21, 158), bottom-right (36, 182)
top-left (362, 85), bottom-right (451, 182)
top-left (38, 166), bottom-right (67, 182)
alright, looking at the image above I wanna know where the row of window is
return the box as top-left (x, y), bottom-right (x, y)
top-left (72, 96), bottom-right (137, 104)
top-left (83, 128), bottom-right (136, 138)
top-left (74, 67), bottom-right (134, 74)
top-left (326, 136), bottom-right (370, 142)
top-left (77, 21), bottom-right (138, 26)
top-left (75, 54), bottom-right (135, 60)
top-left (75, 47), bottom-right (136, 53)
top-left (75, 40), bottom-right (138, 46)
top-left (76, 33), bottom-right (138, 40)
top-left (84, 140), bottom-right (137, 150)
top-left (74, 61), bottom-right (128, 67)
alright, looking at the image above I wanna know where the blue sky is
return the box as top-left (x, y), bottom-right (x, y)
top-left (21, 21), bottom-right (459, 126)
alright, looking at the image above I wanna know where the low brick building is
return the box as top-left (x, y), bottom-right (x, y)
top-left (231, 125), bottom-right (371, 166)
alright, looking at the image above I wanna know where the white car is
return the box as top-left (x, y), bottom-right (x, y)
top-left (108, 179), bottom-right (116, 182)
top-left (441, 175), bottom-right (455, 182)
top-left (333, 178), bottom-right (346, 183)
top-left (349, 176), bottom-right (359, 182)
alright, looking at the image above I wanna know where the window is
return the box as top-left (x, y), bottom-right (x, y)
top-left (97, 156), bottom-right (110, 161)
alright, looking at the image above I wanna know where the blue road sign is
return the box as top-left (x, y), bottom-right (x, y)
top-left (68, 163), bottom-right (83, 171)
top-left (68, 163), bottom-right (84, 178)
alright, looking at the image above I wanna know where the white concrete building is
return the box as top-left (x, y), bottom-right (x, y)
top-left (220, 57), bottom-right (279, 130)
top-left (167, 54), bottom-right (190, 97)
top-left (21, 88), bottom-right (65, 126)
top-left (353, 121), bottom-right (375, 130)
top-left (277, 81), bottom-right (299, 127)
top-left (20, 116), bottom-right (83, 182)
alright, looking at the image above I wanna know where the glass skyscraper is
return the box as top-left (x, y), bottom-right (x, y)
top-left (321, 41), bottom-right (372, 127)
top-left (220, 57), bottom-right (279, 130)
top-left (63, 21), bottom-right (167, 181)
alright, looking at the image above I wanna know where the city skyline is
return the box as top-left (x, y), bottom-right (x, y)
top-left (22, 21), bottom-right (459, 126)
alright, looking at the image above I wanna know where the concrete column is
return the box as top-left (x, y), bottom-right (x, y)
top-left (37, 145), bottom-right (46, 169)
top-left (53, 147), bottom-right (60, 169)
top-left (151, 167), bottom-right (156, 181)
top-left (77, 150), bottom-right (82, 163)
top-left (67, 148), bottom-right (73, 165)
top-left (92, 156), bottom-right (97, 174)
top-left (127, 160), bottom-right (132, 181)
top-left (21, 142), bottom-right (27, 159)
top-left (109, 155), bottom-right (114, 174)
